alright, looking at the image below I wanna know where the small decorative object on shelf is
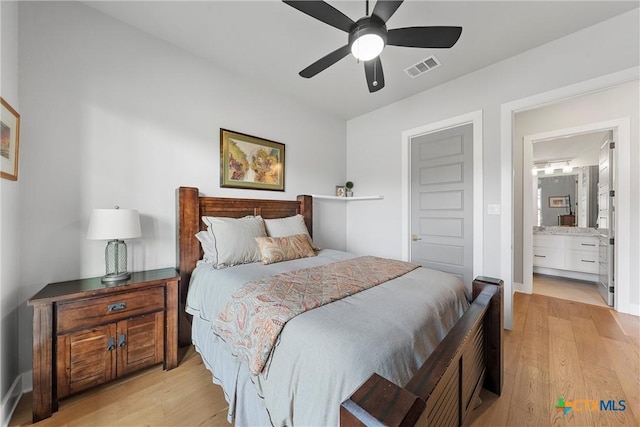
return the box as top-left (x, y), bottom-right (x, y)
top-left (345, 181), bottom-right (354, 197)
top-left (336, 185), bottom-right (346, 197)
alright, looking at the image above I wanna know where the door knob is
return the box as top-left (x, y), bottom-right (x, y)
top-left (412, 234), bottom-right (422, 242)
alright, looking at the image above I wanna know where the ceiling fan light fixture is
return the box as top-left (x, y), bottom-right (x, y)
top-left (348, 17), bottom-right (387, 62)
top-left (351, 33), bottom-right (384, 61)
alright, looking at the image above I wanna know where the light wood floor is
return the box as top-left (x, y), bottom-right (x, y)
top-left (9, 346), bottom-right (233, 427)
top-left (10, 293), bottom-right (639, 427)
top-left (470, 292), bottom-right (639, 427)
top-left (532, 273), bottom-right (607, 308)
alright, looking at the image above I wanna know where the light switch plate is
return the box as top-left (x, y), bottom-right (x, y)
top-left (487, 204), bottom-right (501, 215)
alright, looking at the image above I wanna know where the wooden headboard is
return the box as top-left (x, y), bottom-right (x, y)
top-left (176, 186), bottom-right (312, 345)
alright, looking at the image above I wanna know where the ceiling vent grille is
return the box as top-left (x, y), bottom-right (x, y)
top-left (405, 55), bottom-right (441, 78)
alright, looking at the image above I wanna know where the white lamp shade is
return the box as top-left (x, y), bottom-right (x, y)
top-left (87, 208), bottom-right (141, 240)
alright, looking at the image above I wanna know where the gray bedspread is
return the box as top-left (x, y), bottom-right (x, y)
top-left (187, 249), bottom-right (470, 426)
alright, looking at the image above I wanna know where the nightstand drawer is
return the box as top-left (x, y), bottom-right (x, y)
top-left (57, 287), bottom-right (164, 333)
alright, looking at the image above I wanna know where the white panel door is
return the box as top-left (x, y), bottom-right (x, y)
top-left (598, 139), bottom-right (615, 306)
top-left (410, 124), bottom-right (473, 286)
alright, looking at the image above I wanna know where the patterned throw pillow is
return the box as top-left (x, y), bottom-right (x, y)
top-left (255, 233), bottom-right (316, 265)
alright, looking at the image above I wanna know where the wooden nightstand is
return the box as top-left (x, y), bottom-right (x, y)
top-left (28, 268), bottom-right (180, 422)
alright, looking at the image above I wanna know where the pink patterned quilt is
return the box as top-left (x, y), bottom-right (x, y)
top-left (212, 256), bottom-right (420, 375)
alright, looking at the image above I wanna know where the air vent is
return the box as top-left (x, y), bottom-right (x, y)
top-left (405, 55), bottom-right (441, 78)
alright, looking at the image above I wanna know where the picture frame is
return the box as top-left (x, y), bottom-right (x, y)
top-left (220, 129), bottom-right (285, 191)
top-left (1, 97), bottom-right (20, 181)
top-left (336, 186), bottom-right (346, 197)
top-left (548, 196), bottom-right (568, 208)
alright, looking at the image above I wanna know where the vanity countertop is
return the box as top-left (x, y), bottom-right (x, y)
top-left (533, 226), bottom-right (599, 236)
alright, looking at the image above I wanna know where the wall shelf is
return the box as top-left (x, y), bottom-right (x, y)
top-left (311, 195), bottom-right (384, 201)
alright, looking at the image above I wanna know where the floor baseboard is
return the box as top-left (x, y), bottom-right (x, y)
top-left (513, 281), bottom-right (529, 294)
top-left (2, 374), bottom-right (23, 427)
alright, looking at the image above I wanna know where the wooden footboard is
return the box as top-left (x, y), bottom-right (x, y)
top-left (341, 276), bottom-right (503, 427)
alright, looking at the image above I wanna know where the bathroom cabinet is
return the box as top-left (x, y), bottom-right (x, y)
top-left (533, 234), bottom-right (599, 277)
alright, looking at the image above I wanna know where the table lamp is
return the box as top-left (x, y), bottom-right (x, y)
top-left (87, 206), bottom-right (141, 283)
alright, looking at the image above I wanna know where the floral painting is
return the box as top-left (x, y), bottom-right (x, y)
top-left (220, 129), bottom-right (285, 191)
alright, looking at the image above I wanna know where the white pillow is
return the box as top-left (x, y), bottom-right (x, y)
top-left (263, 214), bottom-right (317, 249)
top-left (195, 230), bottom-right (217, 264)
top-left (202, 215), bottom-right (267, 268)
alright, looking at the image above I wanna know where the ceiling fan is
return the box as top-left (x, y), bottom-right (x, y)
top-left (283, 0), bottom-right (462, 93)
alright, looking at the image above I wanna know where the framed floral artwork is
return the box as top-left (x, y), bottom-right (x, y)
top-left (1, 97), bottom-right (20, 181)
top-left (220, 129), bottom-right (285, 191)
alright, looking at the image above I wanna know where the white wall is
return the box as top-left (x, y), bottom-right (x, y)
top-left (16, 1), bottom-right (347, 375)
top-left (513, 80), bottom-right (639, 286)
top-left (0, 0), bottom-right (22, 421)
top-left (345, 10), bottom-right (639, 295)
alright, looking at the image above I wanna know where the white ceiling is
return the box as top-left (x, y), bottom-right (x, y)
top-left (533, 130), bottom-right (608, 167)
top-left (83, 1), bottom-right (639, 120)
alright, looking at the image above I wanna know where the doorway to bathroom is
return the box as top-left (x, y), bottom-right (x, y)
top-left (521, 122), bottom-right (622, 308)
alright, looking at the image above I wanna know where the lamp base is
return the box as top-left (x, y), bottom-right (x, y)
top-left (101, 271), bottom-right (131, 283)
top-left (103, 239), bottom-right (130, 284)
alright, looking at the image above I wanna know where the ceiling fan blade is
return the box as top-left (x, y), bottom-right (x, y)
top-left (387, 26), bottom-right (462, 48)
top-left (299, 45), bottom-right (351, 78)
top-left (364, 57), bottom-right (385, 93)
top-left (372, 0), bottom-right (404, 24)
top-left (283, 1), bottom-right (355, 33)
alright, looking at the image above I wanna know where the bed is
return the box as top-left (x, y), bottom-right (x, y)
top-left (177, 186), bottom-right (503, 426)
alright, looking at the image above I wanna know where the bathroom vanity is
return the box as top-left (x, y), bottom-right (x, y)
top-left (533, 226), bottom-right (599, 282)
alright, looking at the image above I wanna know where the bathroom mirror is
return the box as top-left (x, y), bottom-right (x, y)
top-left (536, 166), bottom-right (598, 227)
top-left (533, 130), bottom-right (607, 229)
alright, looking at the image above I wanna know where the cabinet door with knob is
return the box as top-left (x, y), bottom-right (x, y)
top-left (56, 324), bottom-right (117, 398)
top-left (55, 311), bottom-right (165, 399)
top-left (116, 312), bottom-right (164, 375)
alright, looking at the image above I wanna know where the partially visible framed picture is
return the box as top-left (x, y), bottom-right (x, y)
top-left (220, 129), bottom-right (285, 191)
top-left (336, 186), bottom-right (346, 197)
top-left (1, 97), bottom-right (20, 181)
top-left (548, 196), bottom-right (568, 208)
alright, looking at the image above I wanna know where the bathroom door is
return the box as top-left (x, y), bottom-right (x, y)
top-left (410, 124), bottom-right (473, 286)
top-left (598, 138), bottom-right (614, 306)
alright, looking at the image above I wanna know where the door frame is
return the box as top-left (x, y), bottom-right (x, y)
top-left (521, 120), bottom-right (628, 301)
top-left (401, 110), bottom-right (484, 283)
top-left (501, 67), bottom-right (639, 329)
